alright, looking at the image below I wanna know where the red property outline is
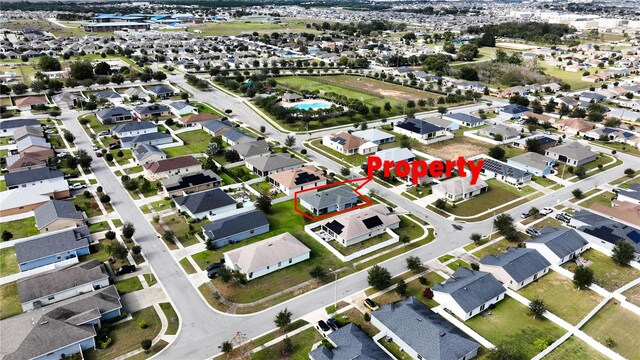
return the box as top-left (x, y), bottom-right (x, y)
top-left (293, 177), bottom-right (373, 221)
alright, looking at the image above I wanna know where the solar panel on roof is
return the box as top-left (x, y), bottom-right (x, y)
top-left (294, 172), bottom-right (320, 185)
top-left (362, 216), bottom-right (384, 229)
top-left (325, 220), bottom-right (344, 235)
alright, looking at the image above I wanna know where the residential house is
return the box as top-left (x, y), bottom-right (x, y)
top-left (432, 268), bottom-right (507, 321)
top-left (147, 85), bottom-right (175, 99)
top-left (174, 188), bottom-right (236, 220)
top-left (545, 143), bottom-right (597, 166)
top-left (570, 210), bottom-right (640, 261)
top-left (351, 129), bottom-right (395, 145)
top-left (161, 170), bottom-right (222, 197)
top-left (120, 132), bottom-right (173, 149)
top-left (268, 165), bottom-right (326, 196)
top-left (123, 87), bottom-right (151, 102)
top-left (13, 125), bottom-right (44, 142)
top-left (14, 226), bottom-right (91, 271)
top-left (394, 117), bottom-right (446, 141)
top-left (6, 153), bottom-right (48, 173)
top-left (179, 113), bottom-right (222, 127)
top-left (421, 117), bottom-right (459, 131)
top-left (16, 136), bottom-right (52, 157)
top-left (34, 199), bottom-right (85, 233)
top-left (52, 92), bottom-right (83, 108)
top-left (526, 228), bottom-right (589, 265)
top-left (370, 297), bottom-right (480, 360)
top-left (617, 183), bottom-right (640, 205)
top-left (223, 232), bottom-right (310, 280)
top-left (499, 104), bottom-right (531, 118)
top-left (201, 119), bottom-right (234, 137)
top-left (168, 101), bottom-right (198, 116)
top-left (479, 248), bottom-right (551, 290)
top-left (132, 144), bottom-right (166, 165)
top-left (480, 157), bottom-right (532, 185)
top-left (221, 127), bottom-right (254, 146)
top-left (0, 119), bottom-right (40, 137)
top-left (230, 139), bottom-right (271, 160)
top-left (432, 176), bottom-right (489, 202)
top-left (4, 167), bottom-right (64, 190)
top-left (16, 260), bottom-right (109, 311)
top-left (14, 96), bottom-right (49, 111)
top-left (373, 147), bottom-right (416, 164)
top-left (132, 104), bottom-right (171, 120)
top-left (507, 152), bottom-right (556, 176)
top-left (584, 127), bottom-right (637, 144)
top-left (443, 113), bottom-right (484, 127)
top-left (111, 121), bottom-right (157, 138)
top-left (478, 124), bottom-right (520, 141)
top-left (144, 155), bottom-right (202, 180)
top-left (309, 323), bottom-right (392, 360)
top-left (95, 107), bottom-right (133, 124)
top-left (92, 90), bottom-right (123, 105)
top-left (555, 118), bottom-right (595, 135)
top-left (202, 209), bottom-right (270, 248)
top-left (298, 185), bottom-right (359, 215)
top-left (245, 153), bottom-right (304, 176)
top-left (579, 92), bottom-right (606, 103)
top-left (322, 132), bottom-right (378, 155)
top-left (524, 112), bottom-right (554, 125)
top-left (319, 204), bottom-right (400, 247)
top-left (556, 96), bottom-right (580, 109)
top-left (511, 135), bottom-right (559, 151)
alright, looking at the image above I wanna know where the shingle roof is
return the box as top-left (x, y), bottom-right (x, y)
top-left (245, 153), bottom-right (304, 172)
top-left (443, 113), bottom-right (484, 125)
top-left (351, 129), bottom-right (394, 143)
top-left (95, 106), bottom-right (132, 120)
top-left (111, 121), bottom-right (156, 134)
top-left (327, 132), bottom-right (367, 150)
top-left (133, 104), bottom-right (169, 115)
top-left (230, 139), bottom-right (271, 158)
top-left (93, 90), bottom-right (121, 99)
top-left (33, 199), bottom-right (83, 229)
top-left (17, 260), bottom-right (107, 303)
top-left (572, 210), bottom-right (640, 252)
top-left (0, 119), bottom-right (40, 130)
top-left (14, 226), bottom-right (90, 264)
top-left (508, 152), bottom-right (555, 171)
top-left (431, 268), bottom-right (506, 312)
top-left (4, 167), bottom-right (64, 187)
top-left (309, 323), bottom-right (392, 360)
top-left (501, 104), bottom-right (531, 114)
top-left (221, 127), bottom-right (253, 143)
top-left (224, 232), bottom-right (310, 273)
top-left (132, 143), bottom-right (165, 161)
top-left (374, 147), bottom-right (415, 163)
top-left (144, 155), bottom-right (201, 173)
top-left (181, 113), bottom-right (222, 124)
top-left (546, 142), bottom-right (596, 161)
top-left (480, 248), bottom-right (551, 282)
top-left (617, 183), bottom-right (640, 202)
top-left (120, 131), bottom-right (172, 146)
top-left (527, 227), bottom-right (589, 258)
top-left (202, 209), bottom-right (269, 241)
top-left (482, 158), bottom-right (530, 179)
top-left (148, 85), bottom-right (174, 95)
top-left (371, 297), bottom-right (479, 360)
top-left (432, 176), bottom-right (488, 197)
top-left (299, 185), bottom-right (358, 210)
top-left (396, 117), bottom-right (444, 135)
top-left (174, 188), bottom-right (236, 214)
top-left (268, 165), bottom-right (325, 189)
top-left (323, 204), bottom-right (400, 242)
top-left (169, 101), bottom-right (194, 110)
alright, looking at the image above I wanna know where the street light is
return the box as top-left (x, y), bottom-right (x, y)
top-left (329, 268), bottom-right (338, 310)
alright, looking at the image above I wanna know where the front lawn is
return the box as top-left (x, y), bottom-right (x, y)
top-left (0, 282), bottom-right (22, 320)
top-left (437, 179), bottom-right (536, 217)
top-left (223, 166), bottom-right (259, 182)
top-left (71, 195), bottom-right (104, 218)
top-left (309, 139), bottom-right (366, 166)
top-left (518, 271), bottom-right (603, 325)
top-left (473, 238), bottom-right (520, 259)
top-left (159, 302), bottom-right (179, 335)
top-left (164, 130), bottom-right (213, 157)
top-left (577, 191), bottom-right (615, 209)
top-left (562, 249), bottom-right (640, 292)
top-left (622, 284), bottom-right (640, 307)
top-left (372, 272), bottom-right (445, 309)
top-left (251, 327), bottom-right (323, 360)
top-left (89, 221), bottom-right (111, 233)
top-left (465, 297), bottom-right (567, 359)
top-left (0, 248), bottom-right (19, 277)
top-left (546, 336), bottom-right (608, 360)
top-left (328, 232), bottom-right (392, 256)
top-left (115, 276), bottom-right (143, 295)
top-left (179, 257), bottom-right (196, 274)
top-left (0, 217), bottom-right (39, 240)
top-left (250, 181), bottom-right (285, 199)
top-left (581, 300), bottom-right (640, 360)
top-left (161, 215), bottom-right (201, 247)
top-left (79, 239), bottom-right (130, 271)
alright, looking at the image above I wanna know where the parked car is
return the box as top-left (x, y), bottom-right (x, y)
top-left (316, 320), bottom-right (332, 337)
top-left (68, 183), bottom-right (86, 190)
top-left (526, 227), bottom-right (541, 236)
top-left (207, 268), bottom-right (219, 279)
top-left (57, 152), bottom-right (69, 158)
top-left (109, 143), bottom-right (121, 150)
top-left (98, 130), bottom-right (110, 137)
top-left (540, 207), bottom-right (553, 215)
top-left (63, 173), bottom-right (78, 179)
top-left (364, 298), bottom-right (379, 311)
top-left (327, 318), bottom-right (340, 331)
top-left (45, 129), bottom-right (57, 135)
top-left (555, 214), bottom-right (571, 223)
top-left (95, 152), bottom-right (103, 157)
top-left (114, 265), bottom-right (136, 276)
top-left (206, 262), bottom-right (222, 272)
top-left (92, 145), bottom-right (99, 151)
top-left (521, 212), bottom-right (531, 219)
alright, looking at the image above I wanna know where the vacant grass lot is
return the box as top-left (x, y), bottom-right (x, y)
top-left (582, 300), bottom-right (640, 360)
top-left (172, 20), bottom-right (319, 36)
top-left (164, 130), bottom-right (213, 157)
top-left (0, 217), bottom-right (39, 240)
top-left (539, 63), bottom-right (592, 90)
top-left (546, 336), bottom-right (608, 360)
top-left (251, 327), bottom-right (323, 360)
top-left (0, 282), bottom-right (22, 320)
top-left (465, 297), bottom-right (566, 359)
top-left (0, 248), bottom-right (19, 277)
top-left (161, 214), bottom-right (202, 248)
top-left (518, 271), bottom-right (602, 325)
top-left (562, 249), bottom-right (640, 292)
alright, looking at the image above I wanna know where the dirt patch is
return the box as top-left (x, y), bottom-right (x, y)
top-left (417, 137), bottom-right (491, 159)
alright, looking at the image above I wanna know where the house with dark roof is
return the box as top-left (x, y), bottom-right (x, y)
top-left (432, 268), bottom-right (506, 320)
top-left (617, 183), bottom-right (640, 205)
top-left (95, 107), bottom-right (133, 124)
top-left (147, 84), bottom-right (175, 99)
top-left (132, 143), bottom-right (166, 165)
top-left (120, 131), bottom-right (173, 149)
top-left (394, 117), bottom-right (447, 141)
top-left (34, 199), bottom-right (85, 233)
top-left (479, 248), bottom-right (551, 290)
top-left (309, 323), bottom-right (392, 360)
top-left (579, 92), bottom-right (606, 103)
top-left (14, 226), bottom-right (91, 271)
top-left (443, 113), bottom-right (484, 127)
top-left (545, 142), bottom-right (597, 166)
top-left (298, 185), bottom-right (359, 215)
top-left (499, 104), bottom-right (531, 118)
top-left (202, 209), bottom-right (270, 247)
top-left (201, 119), bottom-right (234, 137)
top-left (0, 119), bottom-right (41, 137)
top-left (221, 127), bottom-right (254, 146)
top-left (174, 188), bottom-right (237, 220)
top-left (17, 260), bottom-right (109, 311)
top-left (526, 228), bottom-right (589, 265)
top-left (132, 104), bottom-right (171, 120)
top-left (92, 90), bottom-right (123, 105)
top-left (144, 155), bottom-right (202, 180)
top-left (4, 167), bottom-right (64, 190)
top-left (570, 210), bottom-right (640, 261)
top-left (480, 157), bottom-right (532, 185)
top-left (230, 139), bottom-right (271, 160)
top-left (161, 170), bottom-right (222, 197)
top-left (370, 297), bottom-right (480, 360)
top-left (245, 153), bottom-right (304, 176)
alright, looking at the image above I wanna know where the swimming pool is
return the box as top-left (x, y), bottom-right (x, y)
top-left (292, 102), bottom-right (331, 110)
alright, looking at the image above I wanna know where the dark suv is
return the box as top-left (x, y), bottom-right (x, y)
top-left (114, 265), bottom-right (136, 276)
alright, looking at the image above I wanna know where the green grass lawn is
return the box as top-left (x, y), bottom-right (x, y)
top-left (71, 195), bottom-right (104, 218)
top-left (0, 248), bottom-right (19, 277)
top-left (473, 238), bottom-right (523, 259)
top-left (124, 165), bottom-right (144, 175)
top-left (48, 134), bottom-right (67, 150)
top-left (0, 282), bottom-right (23, 320)
top-left (250, 181), bottom-right (285, 199)
top-left (251, 327), bottom-right (323, 360)
top-left (0, 180), bottom-right (6, 191)
top-left (111, 149), bottom-right (133, 166)
top-left (623, 284), bottom-right (640, 307)
top-left (555, 154), bottom-right (617, 180)
top-left (404, 185), bottom-right (431, 198)
top-left (83, 307), bottom-right (161, 360)
top-left (539, 62), bottom-right (592, 90)
top-left (179, 258), bottom-right (197, 274)
top-left (372, 272), bottom-right (445, 309)
top-left (147, 198), bottom-right (174, 213)
top-left (328, 232), bottom-right (392, 256)
top-left (532, 175), bottom-right (557, 188)
top-left (89, 221), bottom-right (110, 234)
top-left (447, 259), bottom-right (470, 271)
top-left (143, 273), bottom-right (157, 287)
top-left (164, 130), bottom-right (213, 157)
top-left (115, 276), bottom-right (143, 295)
top-left (79, 239), bottom-right (130, 270)
top-left (440, 179), bottom-right (536, 217)
top-left (546, 336), bottom-right (608, 360)
top-left (0, 217), bottom-right (39, 240)
top-left (518, 271), bottom-right (603, 325)
top-left (175, 19), bottom-right (319, 36)
top-left (159, 302), bottom-right (179, 335)
top-left (223, 166), bottom-right (259, 182)
top-left (465, 297), bottom-right (567, 359)
top-left (562, 249), bottom-right (640, 292)
top-left (581, 300), bottom-right (640, 360)
top-left (577, 191), bottom-right (615, 209)
top-left (161, 215), bottom-right (200, 247)
top-left (309, 139), bottom-right (365, 167)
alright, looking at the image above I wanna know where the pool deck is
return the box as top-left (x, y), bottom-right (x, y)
top-left (280, 99), bottom-right (335, 110)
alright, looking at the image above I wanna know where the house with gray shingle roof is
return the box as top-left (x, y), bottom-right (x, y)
top-left (526, 228), bottom-right (589, 265)
top-left (230, 139), bottom-right (271, 160)
top-left (120, 131), bottom-right (173, 149)
top-left (0, 119), bottom-right (41, 137)
top-left (14, 226), bottom-right (91, 271)
top-left (132, 143), bottom-right (166, 165)
top-left (111, 121), bottom-right (157, 138)
top-left (370, 297), bottom-right (480, 360)
top-left (443, 112), bottom-right (484, 127)
top-left (34, 199), bottom-right (85, 233)
top-left (570, 210), bottom-right (640, 261)
top-left (95, 106), bottom-right (133, 124)
top-left (480, 157), bottom-right (532, 185)
top-left (147, 84), bottom-right (175, 99)
top-left (92, 90), bottom-right (123, 105)
top-left (432, 268), bottom-right (506, 320)
top-left (174, 188), bottom-right (237, 220)
top-left (617, 183), bottom-right (640, 205)
top-left (309, 323), bottom-right (392, 360)
top-left (132, 104), bottom-right (171, 120)
top-left (168, 101), bottom-right (198, 116)
top-left (479, 248), bottom-right (551, 290)
top-left (245, 153), bottom-right (304, 176)
top-left (202, 209), bottom-right (269, 247)
top-left (298, 185), bottom-right (359, 216)
top-left (545, 142), bottom-right (597, 166)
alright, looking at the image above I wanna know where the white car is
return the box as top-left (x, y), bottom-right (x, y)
top-left (68, 183), bottom-right (86, 190)
top-left (540, 207), bottom-right (553, 215)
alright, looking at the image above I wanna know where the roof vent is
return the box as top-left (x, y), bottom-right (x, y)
top-left (40, 320), bottom-right (49, 325)
top-left (440, 332), bottom-right (446, 337)
top-left (416, 317), bottom-right (422, 322)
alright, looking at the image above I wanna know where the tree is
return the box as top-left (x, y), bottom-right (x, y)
top-left (220, 340), bottom-right (233, 354)
top-left (437, 106), bottom-right (447, 114)
top-left (494, 214), bottom-right (515, 234)
top-left (624, 168), bottom-right (635, 177)
top-left (63, 130), bottom-right (75, 143)
top-left (162, 230), bottom-right (174, 243)
top-left (457, 44), bottom-right (479, 61)
top-left (105, 153), bottom-right (114, 162)
top-left (69, 60), bottom-right (94, 80)
top-left (132, 245), bottom-right (142, 255)
top-left (395, 279), bottom-right (408, 296)
top-left (274, 308), bottom-right (293, 332)
top-left (256, 194), bottom-right (272, 213)
top-left (99, 194), bottom-right (111, 204)
top-left (470, 233), bottom-right (482, 244)
top-left (11, 83), bottom-right (28, 95)
top-left (309, 265), bottom-right (327, 280)
top-left (367, 265), bottom-right (392, 290)
top-left (423, 287), bottom-right (434, 299)
top-left (109, 242), bottom-right (128, 259)
top-left (284, 135), bottom-right (296, 147)
top-left (340, 167), bottom-right (350, 177)
top-left (459, 66), bottom-right (479, 81)
top-left (2, 230), bottom-right (13, 242)
top-left (406, 256), bottom-right (422, 272)
top-left (525, 138), bottom-right (542, 153)
top-left (531, 100), bottom-right (543, 114)
top-left (38, 55), bottom-right (61, 72)
top-left (105, 231), bottom-right (116, 240)
top-left (573, 265), bottom-right (594, 290)
top-left (487, 345), bottom-right (527, 360)
top-left (493, 133), bottom-right (504, 142)
top-left (612, 240), bottom-right (635, 266)
top-left (434, 198), bottom-right (447, 210)
top-left (443, 42), bottom-right (456, 54)
top-left (94, 61), bottom-right (111, 76)
top-left (116, 150), bottom-right (124, 158)
top-left (488, 146), bottom-right (505, 160)
top-left (122, 221), bottom-right (136, 239)
top-left (218, 266), bottom-right (233, 283)
top-left (529, 297), bottom-right (547, 319)
top-left (572, 188), bottom-right (583, 199)
top-left (141, 339), bottom-right (152, 354)
top-left (574, 166), bottom-right (587, 179)
top-left (76, 149), bottom-right (92, 168)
